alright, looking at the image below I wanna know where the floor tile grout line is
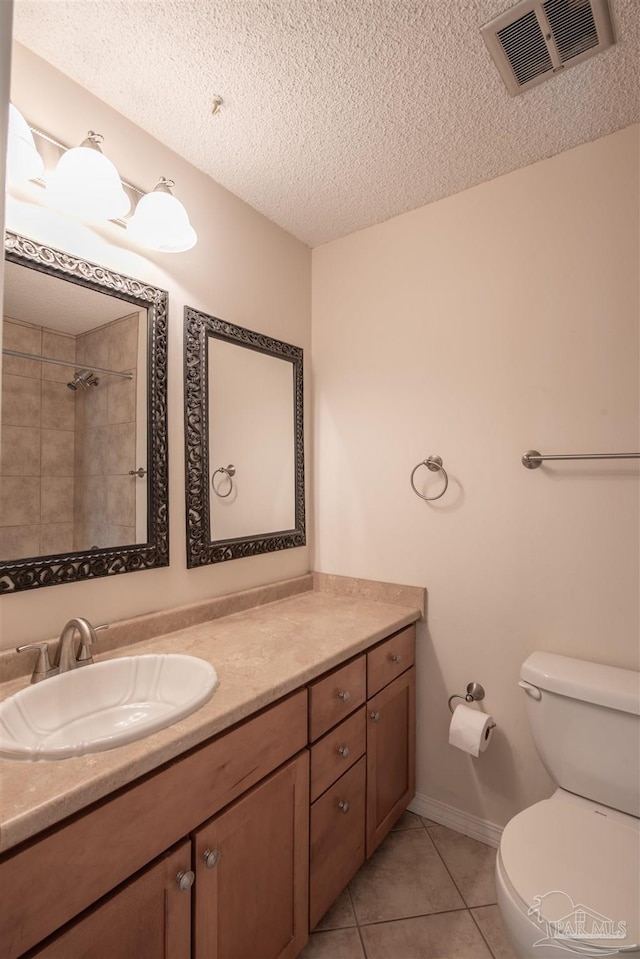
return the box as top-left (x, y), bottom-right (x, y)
top-left (425, 824), bottom-right (498, 909)
top-left (353, 904), bottom-right (480, 929)
top-left (468, 905), bottom-right (499, 959)
top-left (421, 823), bottom-right (473, 911)
top-left (347, 882), bottom-right (369, 959)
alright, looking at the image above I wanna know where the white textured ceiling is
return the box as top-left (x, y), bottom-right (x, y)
top-left (12, 0), bottom-right (640, 248)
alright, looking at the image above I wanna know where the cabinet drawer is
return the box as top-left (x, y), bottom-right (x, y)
top-left (310, 707), bottom-right (366, 802)
top-left (309, 757), bottom-right (366, 929)
top-left (367, 625), bottom-right (415, 697)
top-left (308, 656), bottom-right (366, 742)
top-left (0, 690), bottom-right (307, 959)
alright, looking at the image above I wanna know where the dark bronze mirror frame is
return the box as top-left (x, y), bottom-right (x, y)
top-left (1, 231), bottom-right (169, 593)
top-left (184, 306), bottom-right (305, 567)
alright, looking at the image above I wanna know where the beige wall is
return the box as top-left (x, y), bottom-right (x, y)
top-left (312, 125), bottom-right (640, 827)
top-left (0, 1), bottom-right (13, 440)
top-left (1, 43), bottom-right (311, 647)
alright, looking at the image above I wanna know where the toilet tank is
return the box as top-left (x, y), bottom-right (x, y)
top-left (520, 652), bottom-right (640, 818)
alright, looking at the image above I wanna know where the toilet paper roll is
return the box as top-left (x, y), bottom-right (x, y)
top-left (448, 704), bottom-right (494, 757)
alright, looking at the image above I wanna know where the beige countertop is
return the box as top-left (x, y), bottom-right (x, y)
top-left (0, 580), bottom-right (422, 854)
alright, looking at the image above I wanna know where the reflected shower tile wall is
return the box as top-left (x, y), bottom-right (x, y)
top-left (1, 314), bottom-right (140, 561)
top-left (40, 524), bottom-right (74, 556)
top-left (73, 313), bottom-right (139, 545)
top-left (42, 329), bottom-right (76, 384)
top-left (77, 325), bottom-right (109, 370)
top-left (109, 314), bottom-right (138, 371)
top-left (1, 317), bottom-right (42, 378)
top-left (0, 320), bottom-right (44, 560)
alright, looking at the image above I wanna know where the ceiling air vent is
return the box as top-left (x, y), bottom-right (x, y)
top-left (481, 0), bottom-right (615, 96)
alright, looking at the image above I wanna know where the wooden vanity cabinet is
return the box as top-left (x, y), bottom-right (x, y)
top-left (3, 621), bottom-right (417, 959)
top-left (4, 691), bottom-right (308, 959)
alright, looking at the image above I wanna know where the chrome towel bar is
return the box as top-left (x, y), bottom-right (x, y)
top-left (522, 450), bottom-right (640, 470)
top-left (410, 454), bottom-right (449, 501)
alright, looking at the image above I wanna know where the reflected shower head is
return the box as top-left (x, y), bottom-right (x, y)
top-left (67, 370), bottom-right (100, 390)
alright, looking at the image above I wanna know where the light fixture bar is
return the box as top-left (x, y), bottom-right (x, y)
top-left (2, 348), bottom-right (133, 379)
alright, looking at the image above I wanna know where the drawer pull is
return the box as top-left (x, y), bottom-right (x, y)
top-left (390, 654), bottom-right (402, 664)
top-left (338, 799), bottom-right (350, 813)
top-left (337, 689), bottom-right (351, 703)
top-left (338, 745), bottom-right (350, 758)
top-left (370, 711), bottom-right (381, 723)
top-left (176, 870), bottom-right (195, 892)
top-left (203, 848), bottom-right (220, 869)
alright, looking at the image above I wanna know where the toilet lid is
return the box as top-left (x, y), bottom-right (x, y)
top-left (500, 800), bottom-right (640, 952)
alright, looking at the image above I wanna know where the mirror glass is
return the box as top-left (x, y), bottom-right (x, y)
top-left (185, 307), bottom-right (305, 567)
top-left (208, 337), bottom-right (295, 539)
top-left (1, 232), bottom-right (169, 593)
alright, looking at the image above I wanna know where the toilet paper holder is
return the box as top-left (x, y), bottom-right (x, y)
top-left (448, 682), bottom-right (497, 730)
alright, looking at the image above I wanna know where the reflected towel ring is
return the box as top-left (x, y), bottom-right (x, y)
top-left (212, 464), bottom-right (236, 498)
top-left (410, 455), bottom-right (449, 501)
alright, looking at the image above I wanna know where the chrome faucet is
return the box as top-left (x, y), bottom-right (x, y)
top-left (53, 618), bottom-right (102, 672)
top-left (17, 618), bottom-right (108, 683)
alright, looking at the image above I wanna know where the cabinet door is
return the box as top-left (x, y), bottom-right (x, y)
top-left (366, 667), bottom-right (416, 857)
top-left (193, 751), bottom-right (309, 959)
top-left (29, 841), bottom-right (192, 959)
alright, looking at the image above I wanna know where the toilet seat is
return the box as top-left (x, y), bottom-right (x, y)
top-left (499, 799), bottom-right (640, 953)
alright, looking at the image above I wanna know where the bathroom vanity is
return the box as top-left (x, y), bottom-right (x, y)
top-left (0, 579), bottom-right (421, 959)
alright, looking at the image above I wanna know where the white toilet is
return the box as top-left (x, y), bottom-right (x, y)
top-left (496, 651), bottom-right (640, 959)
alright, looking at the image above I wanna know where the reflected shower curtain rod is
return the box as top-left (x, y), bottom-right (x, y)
top-left (2, 348), bottom-right (133, 380)
top-left (522, 450), bottom-right (640, 470)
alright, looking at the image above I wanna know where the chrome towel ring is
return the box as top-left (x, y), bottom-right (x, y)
top-left (410, 455), bottom-right (449, 501)
top-left (212, 464), bottom-right (236, 498)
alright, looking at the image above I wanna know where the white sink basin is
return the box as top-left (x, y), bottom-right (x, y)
top-left (0, 654), bottom-right (219, 762)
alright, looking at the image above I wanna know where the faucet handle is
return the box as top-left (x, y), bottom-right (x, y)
top-left (16, 643), bottom-right (56, 684)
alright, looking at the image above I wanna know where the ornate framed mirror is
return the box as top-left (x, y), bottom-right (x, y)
top-left (0, 232), bottom-right (169, 592)
top-left (184, 307), bottom-right (305, 567)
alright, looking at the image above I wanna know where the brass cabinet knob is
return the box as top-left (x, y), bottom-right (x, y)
top-left (370, 711), bottom-right (381, 723)
top-left (338, 800), bottom-right (350, 813)
top-left (391, 653), bottom-right (402, 664)
top-left (338, 689), bottom-right (351, 703)
top-left (203, 848), bottom-right (220, 869)
top-left (338, 745), bottom-right (350, 758)
top-left (176, 870), bottom-right (195, 892)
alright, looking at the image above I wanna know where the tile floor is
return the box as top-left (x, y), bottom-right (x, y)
top-left (300, 811), bottom-right (515, 959)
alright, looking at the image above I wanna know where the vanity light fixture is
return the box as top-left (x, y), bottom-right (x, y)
top-left (127, 177), bottom-right (197, 253)
top-left (46, 130), bottom-right (131, 221)
top-left (6, 104), bottom-right (44, 185)
top-left (7, 115), bottom-right (198, 254)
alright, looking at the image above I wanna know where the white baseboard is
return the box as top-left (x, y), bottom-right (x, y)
top-left (408, 792), bottom-right (503, 848)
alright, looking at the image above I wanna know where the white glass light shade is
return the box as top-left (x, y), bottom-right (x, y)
top-left (47, 133), bottom-right (130, 221)
top-left (127, 179), bottom-right (197, 253)
top-left (6, 104), bottom-right (44, 185)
